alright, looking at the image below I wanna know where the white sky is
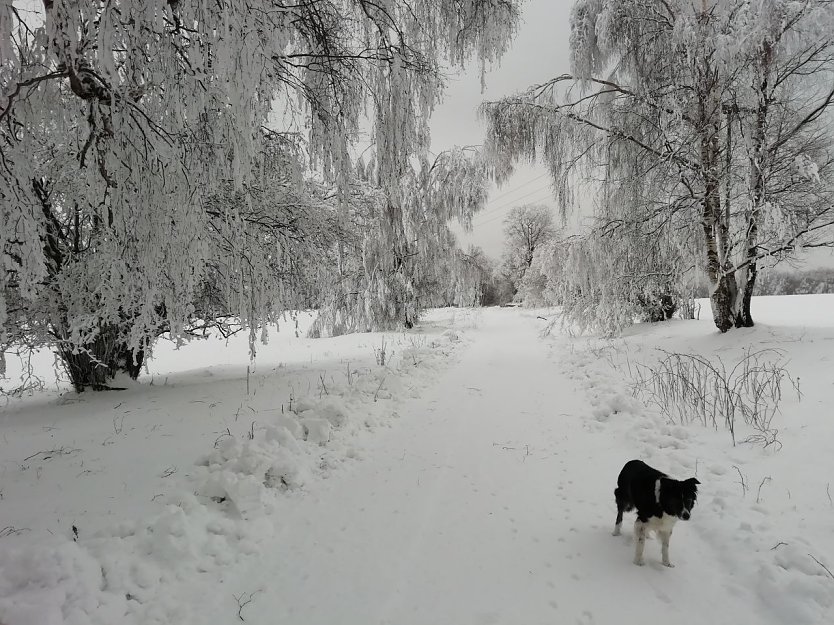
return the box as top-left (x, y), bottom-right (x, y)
top-left (429, 0), bottom-right (574, 261)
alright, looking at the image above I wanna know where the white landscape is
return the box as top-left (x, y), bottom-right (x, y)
top-left (1, 297), bottom-right (833, 625)
top-left (3, 1), bottom-right (834, 624)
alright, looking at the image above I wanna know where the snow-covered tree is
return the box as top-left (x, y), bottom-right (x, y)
top-left (1, 1), bottom-right (522, 389)
top-left (481, 0), bottom-right (834, 333)
top-left (422, 244), bottom-right (502, 308)
top-left (461, 246), bottom-right (510, 307)
top-left (500, 203), bottom-right (556, 293)
top-left (310, 146), bottom-right (493, 335)
top-left (531, 219), bottom-right (698, 336)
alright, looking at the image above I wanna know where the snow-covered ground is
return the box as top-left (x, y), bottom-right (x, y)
top-left (1, 299), bottom-right (833, 625)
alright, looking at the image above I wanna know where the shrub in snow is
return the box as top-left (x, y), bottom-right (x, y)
top-left (631, 349), bottom-right (790, 448)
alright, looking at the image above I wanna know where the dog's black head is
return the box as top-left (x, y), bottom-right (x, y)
top-left (660, 477), bottom-right (700, 520)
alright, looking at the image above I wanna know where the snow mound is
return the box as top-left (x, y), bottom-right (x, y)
top-left (295, 396), bottom-right (351, 428)
top-left (300, 417), bottom-right (331, 444)
top-left (0, 319), bottom-right (465, 625)
top-left (195, 435), bottom-right (312, 518)
top-left (0, 541), bottom-right (109, 625)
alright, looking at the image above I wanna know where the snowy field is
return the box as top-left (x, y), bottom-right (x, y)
top-left (1, 298), bottom-right (833, 625)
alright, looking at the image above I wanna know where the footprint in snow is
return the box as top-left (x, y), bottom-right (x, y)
top-left (654, 589), bottom-right (671, 604)
top-left (576, 610), bottom-right (596, 625)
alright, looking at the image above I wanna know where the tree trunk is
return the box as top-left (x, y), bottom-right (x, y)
top-left (386, 202), bottom-right (418, 330)
top-left (709, 273), bottom-right (737, 333)
top-left (734, 41), bottom-right (773, 330)
top-left (696, 33), bottom-right (736, 334)
top-left (55, 322), bottom-right (145, 392)
top-left (700, 132), bottom-right (736, 332)
top-left (735, 261), bottom-right (756, 327)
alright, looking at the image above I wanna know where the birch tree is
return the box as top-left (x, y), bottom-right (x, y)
top-left (1, 0), bottom-right (521, 390)
top-left (481, 0), bottom-right (834, 333)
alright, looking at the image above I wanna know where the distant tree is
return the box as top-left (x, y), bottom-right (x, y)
top-left (309, 146), bottom-right (493, 335)
top-left (501, 204), bottom-right (556, 293)
top-left (460, 246), bottom-right (510, 307)
top-left (755, 267), bottom-right (834, 296)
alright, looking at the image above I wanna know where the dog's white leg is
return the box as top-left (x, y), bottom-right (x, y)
top-left (613, 522), bottom-right (621, 536)
top-left (633, 520), bottom-right (646, 566)
top-left (660, 530), bottom-right (674, 568)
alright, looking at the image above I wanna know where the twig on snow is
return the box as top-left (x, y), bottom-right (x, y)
top-left (756, 476), bottom-right (772, 504)
top-left (234, 589), bottom-right (263, 621)
top-left (373, 376), bottom-right (386, 402)
top-left (22, 446), bottom-right (80, 463)
top-left (808, 554), bottom-right (834, 581)
top-left (214, 428), bottom-right (232, 447)
top-left (732, 465), bottom-right (748, 497)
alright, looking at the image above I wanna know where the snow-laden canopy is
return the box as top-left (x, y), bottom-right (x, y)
top-left (0, 0), bottom-right (521, 387)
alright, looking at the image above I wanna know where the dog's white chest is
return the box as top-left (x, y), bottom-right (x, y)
top-left (644, 514), bottom-right (678, 534)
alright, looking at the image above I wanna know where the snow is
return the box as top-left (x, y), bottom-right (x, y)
top-left (2, 299), bottom-right (834, 624)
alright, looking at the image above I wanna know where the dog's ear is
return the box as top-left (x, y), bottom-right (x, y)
top-left (686, 477), bottom-right (701, 486)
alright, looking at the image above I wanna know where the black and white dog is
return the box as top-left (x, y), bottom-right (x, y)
top-left (613, 460), bottom-right (700, 567)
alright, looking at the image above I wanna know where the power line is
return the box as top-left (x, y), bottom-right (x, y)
top-left (472, 184), bottom-right (556, 223)
top-left (472, 193), bottom-right (558, 228)
top-left (480, 183), bottom-right (553, 215)
top-left (485, 171), bottom-right (550, 205)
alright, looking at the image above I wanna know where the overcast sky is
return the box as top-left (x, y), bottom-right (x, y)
top-left (429, 0), bottom-right (574, 260)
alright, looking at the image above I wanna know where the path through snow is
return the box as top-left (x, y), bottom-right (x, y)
top-left (186, 309), bottom-right (777, 625)
top-left (3, 305), bottom-right (831, 625)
